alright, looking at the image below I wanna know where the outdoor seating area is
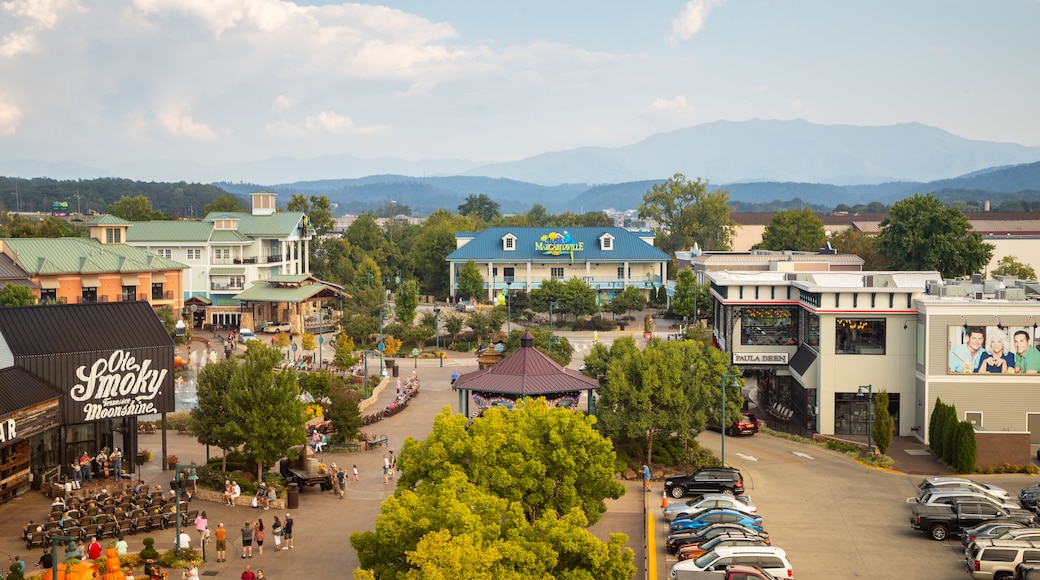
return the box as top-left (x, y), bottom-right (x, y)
top-left (22, 484), bottom-right (198, 549)
top-left (361, 374), bottom-right (420, 425)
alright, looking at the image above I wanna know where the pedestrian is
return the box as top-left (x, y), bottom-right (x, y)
top-left (195, 511), bottom-right (209, 548)
top-left (283, 513), bottom-right (294, 549)
top-left (256, 570), bottom-right (265, 580)
top-left (642, 463), bottom-right (651, 492)
top-left (95, 449), bottom-right (109, 481)
top-left (253, 518), bottom-right (265, 555)
top-left (240, 565), bottom-right (256, 580)
top-left (352, 464), bottom-right (359, 482)
top-left (182, 561), bottom-right (199, 580)
top-left (382, 460), bottom-right (389, 485)
top-left (215, 523), bottom-right (227, 563)
top-left (388, 450), bottom-right (396, 479)
top-left (87, 536), bottom-right (102, 560)
top-left (37, 548), bottom-right (52, 570)
top-left (115, 535), bottom-right (128, 556)
top-left (241, 520), bottom-right (253, 559)
top-left (271, 516), bottom-right (282, 552)
top-left (12, 555), bottom-right (25, 575)
top-left (336, 466), bottom-right (346, 499)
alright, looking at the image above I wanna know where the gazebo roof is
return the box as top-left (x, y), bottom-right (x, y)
top-left (452, 332), bottom-right (599, 396)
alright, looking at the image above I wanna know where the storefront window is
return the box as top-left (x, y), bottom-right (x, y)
top-left (740, 307), bottom-right (797, 346)
top-left (835, 318), bottom-right (886, 355)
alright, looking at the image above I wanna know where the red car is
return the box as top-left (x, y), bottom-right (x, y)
top-left (730, 413), bottom-right (760, 436)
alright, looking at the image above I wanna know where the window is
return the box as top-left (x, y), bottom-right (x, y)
top-left (599, 234), bottom-right (614, 250)
top-left (551, 267), bottom-right (564, 278)
top-left (105, 228), bottom-right (121, 243)
top-left (230, 276), bottom-right (244, 289)
top-left (740, 307), bottom-right (796, 346)
top-left (617, 267), bottom-right (625, 279)
top-left (980, 549), bottom-right (1017, 562)
top-left (157, 249), bottom-right (172, 259)
top-left (40, 288), bottom-right (57, 303)
top-left (121, 285), bottom-right (137, 302)
top-left (151, 283), bottom-right (164, 300)
top-left (503, 234), bottom-right (516, 250)
top-left (81, 287), bottom-right (97, 303)
top-left (835, 318), bottom-right (886, 354)
top-left (213, 248), bottom-right (230, 260)
top-left (187, 249), bottom-right (201, 260)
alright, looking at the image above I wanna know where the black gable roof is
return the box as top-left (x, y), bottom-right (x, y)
top-left (0, 366), bottom-right (62, 416)
top-left (0, 302), bottom-right (174, 356)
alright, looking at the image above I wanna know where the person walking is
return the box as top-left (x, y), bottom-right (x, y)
top-left (389, 450), bottom-right (396, 479)
top-left (240, 565), bottom-right (256, 580)
top-left (241, 520), bottom-right (253, 559)
top-left (336, 466), bottom-right (346, 499)
top-left (214, 523), bottom-right (227, 563)
top-left (271, 516), bottom-right (282, 552)
top-left (253, 519), bottom-right (265, 555)
top-left (195, 511), bottom-right (209, 549)
top-left (352, 464), bottom-right (359, 482)
top-left (283, 513), bottom-right (294, 550)
top-left (642, 463), bottom-right (651, 492)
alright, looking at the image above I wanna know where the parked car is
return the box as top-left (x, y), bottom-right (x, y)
top-left (1016, 562), bottom-right (1040, 579)
top-left (998, 529), bottom-right (1040, 542)
top-left (263, 321), bottom-right (292, 334)
top-left (670, 546), bottom-right (795, 579)
top-left (919, 490), bottom-right (1022, 511)
top-left (917, 477), bottom-right (1012, 502)
top-left (965, 538), bottom-right (1040, 580)
top-left (456, 300), bottom-right (476, 312)
top-left (962, 520), bottom-right (1031, 548)
top-left (237, 328), bottom-right (257, 344)
top-left (669, 510), bottom-right (763, 533)
top-left (666, 524), bottom-right (771, 553)
top-left (676, 532), bottom-right (771, 561)
top-left (708, 412), bottom-right (760, 436)
top-left (665, 467), bottom-right (745, 499)
top-left (910, 500), bottom-right (1036, 541)
top-left (673, 564), bottom-right (778, 579)
top-left (664, 494), bottom-right (758, 521)
top-left (1020, 484), bottom-right (1040, 512)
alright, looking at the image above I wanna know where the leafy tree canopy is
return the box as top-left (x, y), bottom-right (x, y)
top-left (876, 194), bottom-right (994, 278)
top-left (107, 195), bottom-right (165, 221)
top-left (758, 207), bottom-right (827, 251)
top-left (829, 228), bottom-right (888, 270)
top-left (0, 283), bottom-right (36, 306)
top-left (201, 194), bottom-right (246, 214)
top-left (456, 260), bottom-right (485, 301)
top-left (458, 193), bottom-right (501, 222)
top-left (638, 173), bottom-right (736, 255)
top-left (992, 255), bottom-right (1037, 281)
top-left (394, 279), bottom-right (420, 324)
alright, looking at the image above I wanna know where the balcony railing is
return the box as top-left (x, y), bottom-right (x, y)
top-left (151, 290), bottom-right (175, 300)
top-left (211, 283), bottom-right (245, 292)
top-left (266, 254), bottom-right (283, 263)
top-left (475, 275), bottom-right (664, 290)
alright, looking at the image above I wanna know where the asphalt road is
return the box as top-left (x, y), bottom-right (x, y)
top-left (662, 429), bottom-right (1040, 579)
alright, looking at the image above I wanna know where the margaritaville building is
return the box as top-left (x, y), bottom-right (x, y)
top-left (0, 302), bottom-right (175, 504)
top-left (446, 227), bottom-right (670, 301)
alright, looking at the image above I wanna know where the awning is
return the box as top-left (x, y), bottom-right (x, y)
top-left (122, 275), bottom-right (140, 286)
top-left (210, 268), bottom-right (245, 275)
top-left (80, 276), bottom-right (100, 288)
top-left (39, 278), bottom-right (61, 289)
top-left (151, 272), bottom-right (166, 283)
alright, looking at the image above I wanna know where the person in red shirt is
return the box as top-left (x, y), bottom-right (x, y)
top-left (87, 536), bottom-right (102, 560)
top-left (240, 565), bottom-right (256, 580)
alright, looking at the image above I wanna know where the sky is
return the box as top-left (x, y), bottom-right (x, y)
top-left (1, 0), bottom-right (1038, 179)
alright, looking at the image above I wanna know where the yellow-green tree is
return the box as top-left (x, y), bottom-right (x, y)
top-left (638, 173), bottom-right (736, 255)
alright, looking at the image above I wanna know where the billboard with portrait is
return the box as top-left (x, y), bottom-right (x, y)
top-left (948, 325), bottom-right (1040, 374)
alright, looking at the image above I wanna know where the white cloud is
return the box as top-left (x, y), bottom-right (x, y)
top-left (159, 112), bottom-right (217, 139)
top-left (305, 111), bottom-right (353, 133)
top-left (0, 0), bottom-right (76, 56)
top-left (0, 98), bottom-right (22, 135)
top-left (670, 0), bottom-right (724, 45)
top-left (272, 95), bottom-right (295, 112)
top-left (652, 95), bottom-right (691, 112)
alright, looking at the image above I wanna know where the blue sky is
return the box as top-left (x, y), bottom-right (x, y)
top-left (1, 0), bottom-right (1037, 177)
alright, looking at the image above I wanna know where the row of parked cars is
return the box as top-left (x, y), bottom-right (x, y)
top-left (908, 476), bottom-right (1040, 579)
top-left (662, 467), bottom-right (795, 579)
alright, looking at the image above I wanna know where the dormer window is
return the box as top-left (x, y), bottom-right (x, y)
top-left (503, 233), bottom-right (517, 251)
top-left (599, 233), bottom-right (615, 251)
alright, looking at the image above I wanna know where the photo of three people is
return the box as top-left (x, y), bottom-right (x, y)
top-left (948, 325), bottom-right (1040, 374)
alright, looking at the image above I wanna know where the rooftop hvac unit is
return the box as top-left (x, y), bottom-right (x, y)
top-left (940, 285), bottom-right (968, 297)
top-left (997, 288), bottom-right (1027, 300)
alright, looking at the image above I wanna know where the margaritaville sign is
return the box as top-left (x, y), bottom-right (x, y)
top-left (536, 231), bottom-right (584, 261)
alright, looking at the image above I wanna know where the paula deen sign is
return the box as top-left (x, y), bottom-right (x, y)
top-left (733, 352), bottom-right (790, 365)
top-left (71, 350), bottom-right (170, 421)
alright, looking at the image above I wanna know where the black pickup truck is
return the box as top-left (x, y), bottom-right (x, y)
top-left (910, 499), bottom-right (1036, 541)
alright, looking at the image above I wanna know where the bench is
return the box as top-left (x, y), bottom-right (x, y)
top-left (365, 435), bottom-right (388, 449)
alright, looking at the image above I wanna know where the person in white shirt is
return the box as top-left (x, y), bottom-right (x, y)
top-left (229, 482), bottom-right (241, 506)
top-left (176, 530), bottom-right (192, 551)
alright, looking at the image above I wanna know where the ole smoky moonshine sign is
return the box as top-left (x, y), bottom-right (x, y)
top-left (70, 349), bottom-right (172, 422)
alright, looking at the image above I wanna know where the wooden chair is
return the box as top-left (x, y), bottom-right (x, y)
top-left (81, 523), bottom-right (102, 541)
top-left (100, 521), bottom-right (119, 538)
top-left (182, 510), bottom-right (199, 527)
top-left (146, 513), bottom-right (165, 531)
top-left (26, 530), bottom-right (47, 549)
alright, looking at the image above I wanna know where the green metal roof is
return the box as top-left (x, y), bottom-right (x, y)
top-left (210, 230), bottom-right (252, 243)
top-left (126, 221), bottom-right (213, 242)
top-left (3, 238), bottom-right (188, 275)
top-left (234, 279), bottom-right (338, 303)
top-left (203, 211), bottom-right (307, 237)
top-left (210, 268), bottom-right (245, 275)
top-left (267, 274), bottom-right (311, 283)
top-left (83, 215), bottom-right (132, 226)
top-left (446, 227), bottom-right (668, 263)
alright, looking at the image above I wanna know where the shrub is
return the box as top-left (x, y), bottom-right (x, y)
top-left (165, 411), bottom-right (191, 431)
top-left (447, 341), bottom-right (472, 352)
top-left (573, 316), bottom-right (616, 331)
top-left (140, 537), bottom-right (160, 561)
top-left (872, 390), bottom-right (894, 454)
top-left (928, 397), bottom-right (943, 453)
top-left (954, 421), bottom-right (976, 473)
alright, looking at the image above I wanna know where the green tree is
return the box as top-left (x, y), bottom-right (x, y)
top-left (991, 255), bottom-right (1037, 280)
top-left (876, 194), bottom-right (994, 277)
top-left (638, 173), bottom-right (737, 255)
top-left (671, 269), bottom-right (699, 325)
top-left (297, 369), bottom-right (335, 403)
top-left (608, 285), bottom-right (646, 318)
top-left (333, 334), bottom-right (361, 369)
top-left (557, 277), bottom-right (597, 319)
top-left (398, 404), bottom-right (625, 525)
top-left (955, 420), bottom-right (977, 474)
top-left (107, 195), bottom-right (162, 221)
top-left (189, 359), bottom-right (246, 471)
top-left (413, 210), bottom-right (478, 297)
top-left (592, 337), bottom-right (741, 464)
top-left (758, 207), bottom-right (827, 251)
top-left (326, 380), bottom-right (362, 444)
top-left (351, 474), bottom-right (633, 579)
top-left (201, 194), bottom-right (245, 214)
top-left (502, 328), bottom-right (572, 366)
top-left (230, 342), bottom-right (307, 481)
top-left (457, 193), bottom-right (501, 222)
top-left (465, 311), bottom-right (497, 344)
top-left (456, 260), bottom-right (485, 301)
top-left (443, 312), bottom-right (466, 340)
top-left (872, 390), bottom-right (894, 454)
top-left (395, 279), bottom-right (420, 324)
top-left (0, 283), bottom-right (36, 306)
top-left (527, 277), bottom-right (566, 315)
top-left (829, 228), bottom-right (888, 270)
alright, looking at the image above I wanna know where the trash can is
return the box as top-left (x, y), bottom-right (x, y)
top-left (392, 365), bottom-right (399, 377)
top-left (287, 483), bottom-right (299, 509)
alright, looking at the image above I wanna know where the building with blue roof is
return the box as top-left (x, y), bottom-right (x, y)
top-left (445, 227), bottom-right (669, 301)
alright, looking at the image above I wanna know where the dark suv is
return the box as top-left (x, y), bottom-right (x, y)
top-left (665, 467), bottom-right (744, 499)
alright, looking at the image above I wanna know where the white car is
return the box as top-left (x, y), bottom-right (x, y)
top-left (918, 490), bottom-right (1022, 511)
top-left (664, 494), bottom-right (758, 521)
top-left (671, 546), bottom-right (794, 579)
top-left (916, 477), bottom-right (1011, 501)
top-left (263, 321), bottom-right (292, 334)
top-left (237, 328), bottom-right (257, 344)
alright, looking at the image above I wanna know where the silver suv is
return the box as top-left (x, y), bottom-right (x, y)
top-left (965, 538), bottom-right (1040, 579)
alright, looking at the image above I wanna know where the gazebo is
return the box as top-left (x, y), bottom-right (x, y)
top-left (452, 332), bottom-right (600, 417)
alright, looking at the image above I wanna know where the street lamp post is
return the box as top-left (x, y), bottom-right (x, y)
top-left (858, 384), bottom-right (874, 455)
top-left (378, 310), bottom-right (386, 372)
top-left (505, 282), bottom-right (512, 336)
top-left (548, 301), bottom-right (558, 350)
top-left (720, 372), bottom-right (740, 466)
top-left (433, 305), bottom-right (442, 367)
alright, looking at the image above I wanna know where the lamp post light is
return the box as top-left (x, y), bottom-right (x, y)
top-left (505, 282), bottom-right (512, 336)
top-left (858, 384), bottom-right (874, 455)
top-left (378, 310), bottom-right (386, 372)
top-left (548, 301), bottom-right (558, 350)
top-left (720, 372), bottom-right (740, 467)
top-left (433, 305), bottom-right (442, 367)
